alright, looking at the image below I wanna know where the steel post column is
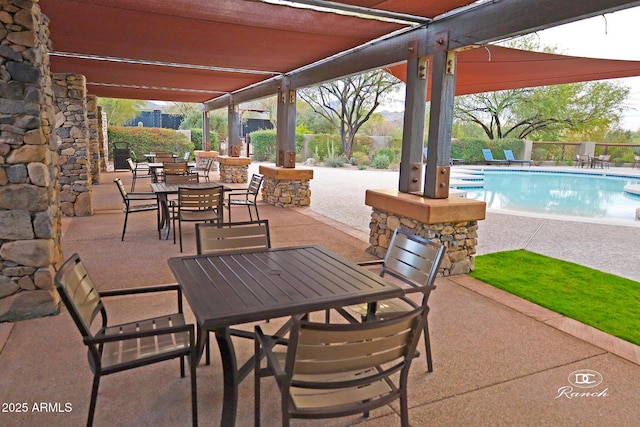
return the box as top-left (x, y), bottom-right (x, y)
top-left (228, 103), bottom-right (241, 157)
top-left (399, 56), bottom-right (428, 193)
top-left (276, 79), bottom-right (297, 168)
top-left (424, 35), bottom-right (457, 199)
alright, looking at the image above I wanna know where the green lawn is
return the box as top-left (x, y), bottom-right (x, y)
top-left (469, 250), bottom-right (640, 346)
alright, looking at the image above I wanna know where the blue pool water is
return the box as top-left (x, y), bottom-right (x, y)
top-left (463, 171), bottom-right (640, 222)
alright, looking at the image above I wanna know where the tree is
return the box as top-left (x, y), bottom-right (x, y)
top-left (454, 81), bottom-right (629, 140)
top-left (98, 98), bottom-right (145, 126)
top-left (179, 109), bottom-right (228, 141)
top-left (453, 35), bottom-right (630, 140)
top-left (164, 102), bottom-right (200, 118)
top-left (298, 70), bottom-right (401, 158)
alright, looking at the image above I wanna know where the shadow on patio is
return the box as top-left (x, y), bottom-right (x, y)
top-left (1, 170), bottom-right (639, 426)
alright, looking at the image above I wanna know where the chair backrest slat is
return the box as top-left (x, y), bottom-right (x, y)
top-left (179, 186), bottom-right (223, 210)
top-left (114, 178), bottom-right (128, 200)
top-left (289, 307), bottom-right (423, 376)
top-left (247, 174), bottom-right (264, 195)
top-left (165, 173), bottom-right (198, 184)
top-left (163, 161), bottom-right (188, 175)
top-left (55, 254), bottom-right (103, 338)
top-left (196, 220), bottom-right (270, 255)
top-left (381, 229), bottom-right (445, 291)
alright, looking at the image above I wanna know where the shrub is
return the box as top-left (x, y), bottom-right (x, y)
top-left (308, 134), bottom-right (342, 161)
top-left (350, 152), bottom-right (370, 166)
top-left (250, 129), bottom-right (277, 161)
top-left (372, 154), bottom-right (390, 169)
top-left (324, 154), bottom-right (347, 167)
top-left (373, 147), bottom-right (396, 163)
top-left (189, 128), bottom-right (218, 151)
top-left (107, 127), bottom-right (194, 160)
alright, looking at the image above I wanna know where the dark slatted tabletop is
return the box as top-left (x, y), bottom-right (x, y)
top-left (168, 245), bottom-right (402, 330)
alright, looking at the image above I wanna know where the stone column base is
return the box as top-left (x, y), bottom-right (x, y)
top-left (259, 165), bottom-right (313, 207)
top-left (217, 155), bottom-right (250, 183)
top-left (365, 189), bottom-right (486, 276)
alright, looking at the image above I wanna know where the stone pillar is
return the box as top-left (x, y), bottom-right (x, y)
top-left (86, 95), bottom-right (100, 183)
top-left (365, 190), bottom-right (486, 276)
top-left (0, 1), bottom-right (61, 321)
top-left (259, 165), bottom-right (313, 207)
top-left (218, 155), bottom-right (250, 183)
top-left (53, 73), bottom-right (93, 216)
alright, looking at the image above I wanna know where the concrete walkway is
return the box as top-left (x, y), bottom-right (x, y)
top-left (0, 169), bottom-right (639, 427)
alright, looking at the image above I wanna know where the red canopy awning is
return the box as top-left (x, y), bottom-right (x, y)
top-left (386, 45), bottom-right (640, 99)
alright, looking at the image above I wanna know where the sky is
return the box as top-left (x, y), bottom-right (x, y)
top-left (535, 5), bottom-right (640, 131)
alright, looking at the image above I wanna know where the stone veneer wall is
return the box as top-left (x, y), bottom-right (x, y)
top-left (86, 94), bottom-right (100, 182)
top-left (219, 163), bottom-right (248, 183)
top-left (53, 73), bottom-right (93, 216)
top-left (0, 1), bottom-right (61, 321)
top-left (368, 208), bottom-right (478, 276)
top-left (261, 177), bottom-right (311, 207)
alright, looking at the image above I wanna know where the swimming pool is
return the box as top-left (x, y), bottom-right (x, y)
top-left (461, 170), bottom-right (640, 223)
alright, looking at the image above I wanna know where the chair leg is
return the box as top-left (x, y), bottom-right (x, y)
top-left (253, 204), bottom-right (260, 221)
top-left (247, 204), bottom-right (253, 221)
top-left (190, 353), bottom-right (198, 427)
top-left (88, 374), bottom-right (101, 427)
top-left (254, 336), bottom-right (261, 427)
top-left (423, 320), bottom-right (433, 372)
top-left (180, 355), bottom-right (185, 378)
top-left (205, 333), bottom-right (211, 366)
top-left (121, 211), bottom-right (129, 241)
top-left (179, 220), bottom-right (183, 252)
top-left (130, 175), bottom-right (136, 192)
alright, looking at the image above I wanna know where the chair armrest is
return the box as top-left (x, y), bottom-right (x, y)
top-left (84, 322), bottom-right (193, 345)
top-left (356, 260), bottom-right (384, 267)
top-left (127, 192), bottom-right (158, 200)
top-left (100, 284), bottom-right (183, 313)
top-left (99, 283), bottom-right (181, 297)
top-left (255, 325), bottom-right (287, 379)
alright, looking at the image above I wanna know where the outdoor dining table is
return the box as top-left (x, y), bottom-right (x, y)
top-left (151, 181), bottom-right (228, 240)
top-left (168, 245), bottom-right (404, 427)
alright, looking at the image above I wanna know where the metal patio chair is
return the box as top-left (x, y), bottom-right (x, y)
top-left (174, 185), bottom-right (224, 252)
top-left (114, 177), bottom-right (158, 241)
top-left (254, 306), bottom-right (425, 427)
top-left (226, 173), bottom-right (264, 222)
top-left (126, 157), bottom-right (153, 191)
top-left (54, 253), bottom-right (198, 427)
top-left (335, 228), bottom-right (445, 372)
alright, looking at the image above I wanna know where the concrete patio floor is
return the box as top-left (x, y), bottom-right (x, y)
top-left (1, 170), bottom-right (639, 426)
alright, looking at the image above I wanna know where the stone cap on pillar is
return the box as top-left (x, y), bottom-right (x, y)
top-left (365, 189), bottom-right (486, 224)
top-left (194, 150), bottom-right (219, 159)
top-left (217, 155), bottom-right (251, 166)
top-left (259, 164), bottom-right (314, 180)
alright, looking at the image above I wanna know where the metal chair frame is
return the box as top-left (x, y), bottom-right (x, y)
top-left (174, 185), bottom-right (224, 252)
top-left (114, 178), bottom-right (158, 241)
top-left (255, 306), bottom-right (425, 427)
top-left (54, 253), bottom-right (198, 427)
top-left (335, 228), bottom-right (445, 372)
top-left (227, 173), bottom-right (264, 222)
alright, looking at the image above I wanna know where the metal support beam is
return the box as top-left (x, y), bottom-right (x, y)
top-left (202, 110), bottom-right (210, 151)
top-left (399, 56), bottom-right (427, 193)
top-left (204, 0), bottom-right (640, 111)
top-left (276, 80), bottom-right (297, 168)
top-left (228, 103), bottom-right (241, 156)
top-left (424, 47), bottom-right (456, 199)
